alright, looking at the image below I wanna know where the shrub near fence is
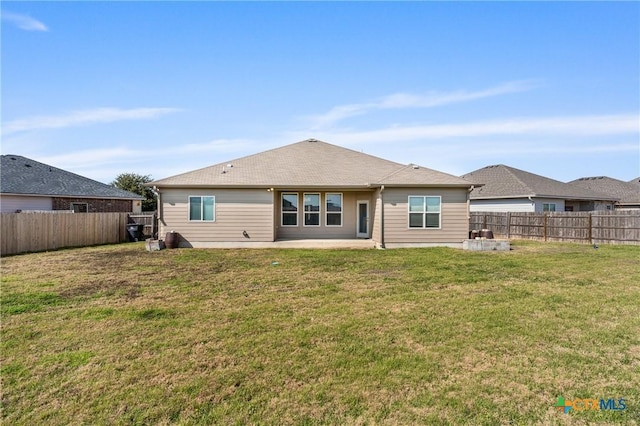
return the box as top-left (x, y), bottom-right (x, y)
top-left (470, 210), bottom-right (640, 245)
top-left (1, 212), bottom-right (130, 256)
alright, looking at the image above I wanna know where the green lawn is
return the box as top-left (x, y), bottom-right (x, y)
top-left (2, 241), bottom-right (639, 425)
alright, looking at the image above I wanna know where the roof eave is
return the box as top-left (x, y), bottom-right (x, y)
top-left (151, 184), bottom-right (373, 190)
top-left (0, 192), bottom-right (143, 200)
top-left (470, 194), bottom-right (536, 200)
top-left (536, 194), bottom-right (619, 202)
top-left (151, 183), bottom-right (477, 190)
top-left (471, 194), bottom-right (619, 202)
top-left (378, 183), bottom-right (477, 188)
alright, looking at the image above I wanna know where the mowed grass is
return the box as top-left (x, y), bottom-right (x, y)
top-left (1, 241), bottom-right (639, 425)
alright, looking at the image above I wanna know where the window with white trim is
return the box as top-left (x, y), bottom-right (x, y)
top-left (304, 193), bottom-right (320, 226)
top-left (326, 193), bottom-right (342, 226)
top-left (282, 193), bottom-right (298, 226)
top-left (189, 196), bottom-right (215, 221)
top-left (543, 203), bottom-right (556, 212)
top-left (408, 196), bottom-right (441, 228)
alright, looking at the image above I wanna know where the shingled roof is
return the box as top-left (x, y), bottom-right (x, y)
top-left (150, 139), bottom-right (474, 188)
top-left (569, 176), bottom-right (640, 206)
top-left (461, 164), bottom-right (617, 201)
top-left (1, 155), bottom-right (144, 200)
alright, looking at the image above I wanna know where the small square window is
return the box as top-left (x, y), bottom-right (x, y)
top-left (408, 196), bottom-right (441, 229)
top-left (189, 196), bottom-right (215, 221)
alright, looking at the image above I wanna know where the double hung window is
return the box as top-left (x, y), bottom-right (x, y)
top-left (282, 193), bottom-right (298, 226)
top-left (326, 193), bottom-right (342, 226)
top-left (304, 193), bottom-right (320, 226)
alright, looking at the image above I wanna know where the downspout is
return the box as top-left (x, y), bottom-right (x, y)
top-left (152, 186), bottom-right (163, 237)
top-left (380, 185), bottom-right (385, 249)
top-left (527, 195), bottom-right (534, 211)
top-left (152, 186), bottom-right (162, 221)
top-left (467, 185), bottom-right (475, 219)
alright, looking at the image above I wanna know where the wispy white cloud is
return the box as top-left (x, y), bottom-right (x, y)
top-left (294, 113), bottom-right (639, 145)
top-left (307, 80), bottom-right (540, 129)
top-left (21, 112), bottom-right (638, 183)
top-left (38, 148), bottom-right (137, 169)
top-left (2, 107), bottom-right (182, 135)
top-left (2, 11), bottom-right (48, 31)
top-left (177, 138), bottom-right (258, 155)
top-left (34, 138), bottom-right (262, 183)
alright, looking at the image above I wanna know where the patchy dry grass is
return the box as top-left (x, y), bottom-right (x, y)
top-left (1, 241), bottom-right (639, 425)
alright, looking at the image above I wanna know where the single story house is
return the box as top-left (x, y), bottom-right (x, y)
top-left (569, 176), bottom-right (640, 209)
top-left (461, 164), bottom-right (617, 212)
top-left (0, 155), bottom-right (144, 213)
top-left (148, 139), bottom-right (478, 248)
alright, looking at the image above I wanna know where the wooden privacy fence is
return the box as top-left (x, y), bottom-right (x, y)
top-left (470, 210), bottom-right (640, 245)
top-left (1, 212), bottom-right (131, 256)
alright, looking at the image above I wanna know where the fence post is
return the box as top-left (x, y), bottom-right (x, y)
top-left (482, 214), bottom-right (487, 230)
top-left (506, 212), bottom-right (511, 239)
top-left (588, 213), bottom-right (593, 245)
top-left (543, 214), bottom-right (547, 241)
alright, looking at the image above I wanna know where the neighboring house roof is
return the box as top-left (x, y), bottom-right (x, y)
top-left (150, 139), bottom-right (475, 188)
top-left (461, 164), bottom-right (618, 201)
top-left (0, 155), bottom-right (144, 200)
top-left (629, 177), bottom-right (640, 186)
top-left (569, 176), bottom-right (640, 205)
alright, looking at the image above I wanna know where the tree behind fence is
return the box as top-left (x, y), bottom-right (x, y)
top-left (469, 210), bottom-right (640, 245)
top-left (1, 212), bottom-right (131, 256)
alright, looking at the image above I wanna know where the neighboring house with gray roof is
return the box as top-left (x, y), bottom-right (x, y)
top-left (0, 155), bottom-right (144, 213)
top-left (148, 139), bottom-right (477, 248)
top-left (461, 164), bottom-right (617, 213)
top-left (629, 177), bottom-right (640, 187)
top-left (569, 176), bottom-right (640, 209)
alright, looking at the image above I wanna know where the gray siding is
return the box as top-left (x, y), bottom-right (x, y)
top-left (566, 199), bottom-right (614, 211)
top-left (0, 195), bottom-right (53, 213)
top-left (533, 198), bottom-right (565, 213)
top-left (473, 198), bottom-right (615, 213)
top-left (159, 188), bottom-right (274, 243)
top-left (470, 198), bottom-right (535, 213)
top-left (383, 188), bottom-right (469, 243)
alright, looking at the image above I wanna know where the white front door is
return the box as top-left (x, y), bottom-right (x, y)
top-left (356, 200), bottom-right (369, 238)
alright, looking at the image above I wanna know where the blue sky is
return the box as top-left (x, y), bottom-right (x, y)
top-left (2, 2), bottom-right (639, 184)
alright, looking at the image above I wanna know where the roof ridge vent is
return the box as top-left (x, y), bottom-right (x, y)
top-left (307, 138), bottom-right (318, 142)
